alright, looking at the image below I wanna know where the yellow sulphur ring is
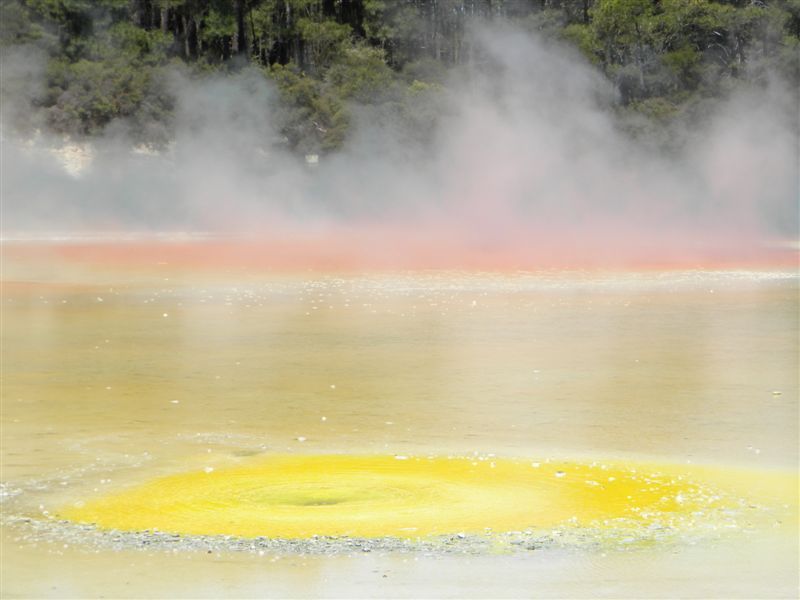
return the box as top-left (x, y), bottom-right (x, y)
top-left (60, 455), bottom-right (794, 540)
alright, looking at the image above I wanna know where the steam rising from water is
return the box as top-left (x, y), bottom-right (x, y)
top-left (2, 25), bottom-right (797, 268)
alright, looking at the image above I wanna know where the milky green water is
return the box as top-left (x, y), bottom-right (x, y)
top-left (1, 261), bottom-right (798, 598)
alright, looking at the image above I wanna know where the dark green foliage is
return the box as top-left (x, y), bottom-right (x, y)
top-left (0, 0), bottom-right (43, 45)
top-left (2, 0), bottom-right (797, 148)
top-left (326, 45), bottom-right (394, 102)
top-left (269, 63), bottom-right (351, 153)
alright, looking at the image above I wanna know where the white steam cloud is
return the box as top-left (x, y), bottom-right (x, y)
top-left (1, 24), bottom-right (797, 267)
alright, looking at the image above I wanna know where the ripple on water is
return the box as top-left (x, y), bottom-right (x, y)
top-left (41, 455), bottom-right (794, 551)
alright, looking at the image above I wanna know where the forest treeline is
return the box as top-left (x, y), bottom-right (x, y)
top-left (1, 0), bottom-right (798, 153)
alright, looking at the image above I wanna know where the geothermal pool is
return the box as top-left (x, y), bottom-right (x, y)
top-left (1, 246), bottom-right (798, 598)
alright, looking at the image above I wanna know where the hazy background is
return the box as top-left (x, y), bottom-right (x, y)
top-left (1, 23), bottom-right (797, 266)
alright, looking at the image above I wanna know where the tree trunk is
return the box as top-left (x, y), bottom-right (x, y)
top-left (632, 21), bottom-right (646, 95)
top-left (195, 16), bottom-right (203, 58)
top-left (294, 35), bottom-right (304, 67)
top-left (232, 0), bottom-right (247, 58)
top-left (432, 0), bottom-right (441, 60)
top-left (249, 6), bottom-right (257, 57)
top-left (341, 0), bottom-right (365, 37)
top-left (182, 14), bottom-right (198, 59)
top-left (130, 0), bottom-right (145, 28)
top-left (182, 15), bottom-right (189, 58)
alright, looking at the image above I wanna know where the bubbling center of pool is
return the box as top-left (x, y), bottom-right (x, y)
top-left (56, 455), bottom-right (790, 544)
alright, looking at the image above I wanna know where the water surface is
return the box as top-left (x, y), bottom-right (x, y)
top-left (2, 253), bottom-right (798, 597)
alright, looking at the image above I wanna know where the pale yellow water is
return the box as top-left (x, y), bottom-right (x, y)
top-left (1, 256), bottom-right (798, 597)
